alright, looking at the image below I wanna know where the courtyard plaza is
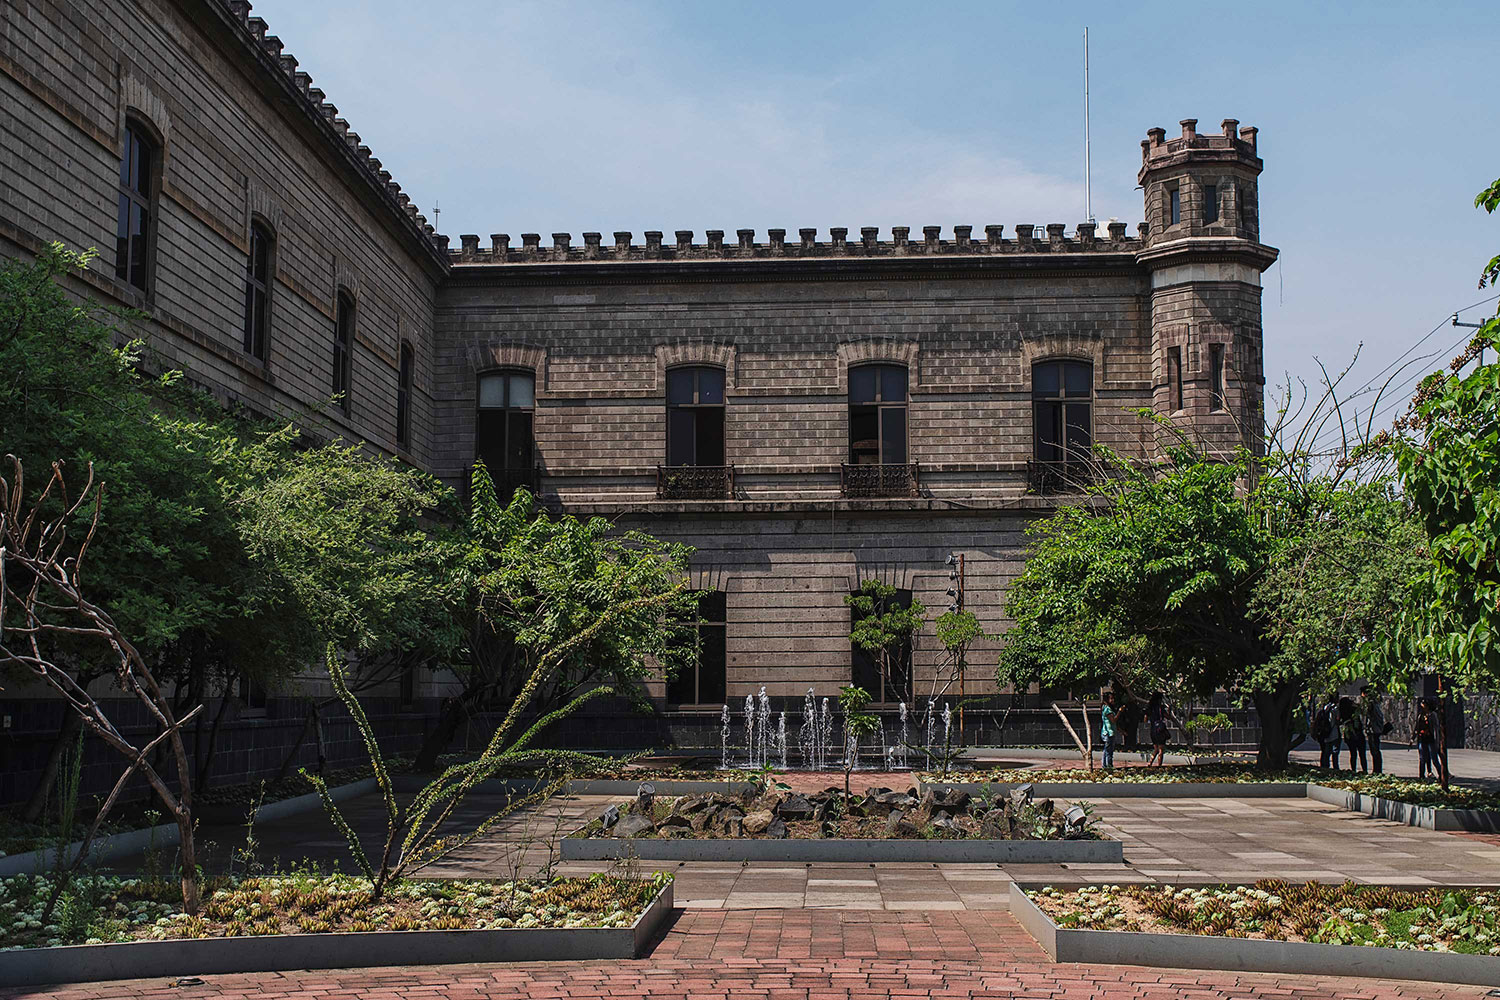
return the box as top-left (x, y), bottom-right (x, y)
top-left (22, 748), bottom-right (1500, 999)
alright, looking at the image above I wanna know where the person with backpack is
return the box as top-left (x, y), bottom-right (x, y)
top-left (1340, 695), bottom-right (1368, 773)
top-left (1145, 692), bottom-right (1175, 767)
top-left (1100, 691), bottom-right (1117, 770)
top-left (1314, 696), bottom-right (1341, 770)
top-left (1360, 684), bottom-right (1389, 775)
top-left (1414, 697), bottom-right (1440, 781)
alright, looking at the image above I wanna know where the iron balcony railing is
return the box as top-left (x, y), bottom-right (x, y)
top-left (656, 464), bottom-right (735, 499)
top-left (840, 462), bottom-right (920, 498)
top-left (1026, 459), bottom-right (1094, 495)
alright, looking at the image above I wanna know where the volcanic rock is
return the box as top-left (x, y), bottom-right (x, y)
top-left (765, 818), bottom-right (788, 839)
top-left (742, 810), bottom-right (775, 835)
top-left (614, 813), bottom-right (654, 838)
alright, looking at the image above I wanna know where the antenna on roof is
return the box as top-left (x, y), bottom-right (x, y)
top-left (432, 200), bottom-right (441, 227)
top-left (1084, 27), bottom-right (1093, 225)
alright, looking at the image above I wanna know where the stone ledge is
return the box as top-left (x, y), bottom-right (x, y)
top-left (562, 835), bottom-right (1121, 864)
top-left (1306, 783), bottom-right (1500, 833)
top-left (1011, 883), bottom-right (1500, 988)
top-left (0, 881), bottom-right (672, 988)
top-left (918, 780), bottom-right (1309, 800)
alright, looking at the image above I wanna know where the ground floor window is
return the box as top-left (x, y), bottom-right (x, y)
top-left (851, 588), bottom-right (915, 704)
top-left (667, 590), bottom-right (727, 706)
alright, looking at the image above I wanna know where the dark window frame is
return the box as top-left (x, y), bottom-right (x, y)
top-left (850, 587), bottom-right (915, 705)
top-left (243, 218), bottom-right (274, 362)
top-left (666, 590), bottom-right (727, 707)
top-left (396, 340), bottom-right (414, 448)
top-left (1203, 183), bottom-right (1220, 224)
top-left (1209, 343), bottom-right (1227, 412)
top-left (115, 118), bottom-right (160, 295)
top-left (665, 365), bottom-right (727, 467)
top-left (332, 291), bottom-right (355, 413)
top-left (475, 368), bottom-right (537, 487)
top-left (1168, 186), bottom-right (1182, 226)
top-left (1031, 359), bottom-right (1094, 464)
top-left (847, 363), bottom-right (909, 465)
top-left (1168, 346), bottom-right (1184, 412)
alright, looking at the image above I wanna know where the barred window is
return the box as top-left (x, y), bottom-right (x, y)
top-left (332, 293), bottom-right (354, 412)
top-left (396, 341), bottom-right (414, 447)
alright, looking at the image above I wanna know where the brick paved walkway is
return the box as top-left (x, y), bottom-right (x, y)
top-left (7, 910), bottom-right (1487, 999)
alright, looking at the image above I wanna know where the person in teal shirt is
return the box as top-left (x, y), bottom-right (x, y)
top-left (1101, 691), bottom-right (1117, 769)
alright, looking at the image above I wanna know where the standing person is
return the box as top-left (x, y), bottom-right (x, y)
top-left (1360, 685), bottom-right (1388, 775)
top-left (1314, 695), bottom-right (1341, 771)
top-left (1340, 696), bottom-right (1368, 773)
top-left (1100, 691), bottom-right (1117, 770)
top-left (1145, 692), bottom-right (1175, 767)
top-left (1415, 697), bottom-right (1440, 781)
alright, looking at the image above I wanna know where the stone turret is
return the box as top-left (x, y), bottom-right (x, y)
top-left (1138, 118), bottom-right (1278, 456)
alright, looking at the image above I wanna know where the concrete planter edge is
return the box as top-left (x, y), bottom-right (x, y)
top-left (1010, 883), bottom-right (1499, 988)
top-left (0, 881), bottom-right (673, 988)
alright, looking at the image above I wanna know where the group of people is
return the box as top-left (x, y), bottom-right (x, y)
top-left (1098, 690), bottom-right (1175, 770)
top-left (1313, 687), bottom-right (1443, 779)
top-left (1094, 685), bottom-right (1446, 781)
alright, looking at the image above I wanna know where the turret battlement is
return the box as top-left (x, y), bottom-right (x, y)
top-left (1139, 118), bottom-right (1261, 176)
top-left (446, 222), bottom-right (1146, 264)
top-left (1137, 117), bottom-right (1264, 245)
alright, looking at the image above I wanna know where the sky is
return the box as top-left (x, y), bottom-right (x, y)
top-left (253, 0), bottom-right (1499, 447)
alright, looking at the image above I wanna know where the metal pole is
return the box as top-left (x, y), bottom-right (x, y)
top-left (1084, 27), bottom-right (1092, 223)
top-left (958, 553), bottom-right (966, 744)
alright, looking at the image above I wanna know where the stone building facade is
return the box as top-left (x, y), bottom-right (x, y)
top-left (1, 0), bottom-right (1277, 785)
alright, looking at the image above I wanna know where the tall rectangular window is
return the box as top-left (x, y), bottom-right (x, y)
top-left (115, 122), bottom-right (156, 293)
top-left (666, 367), bottom-right (726, 466)
top-left (1168, 347), bottom-right (1184, 411)
top-left (667, 591), bottom-right (727, 706)
top-left (850, 587), bottom-right (914, 704)
top-left (1032, 360), bottom-right (1093, 464)
top-left (477, 371), bottom-right (536, 495)
top-left (1209, 343), bottom-right (1226, 412)
top-left (1168, 188), bottom-right (1181, 226)
top-left (848, 364), bottom-right (908, 464)
top-left (1203, 184), bottom-right (1219, 224)
top-left (332, 293), bottom-right (354, 412)
top-left (396, 342), bottom-right (414, 447)
top-left (243, 222), bottom-right (272, 361)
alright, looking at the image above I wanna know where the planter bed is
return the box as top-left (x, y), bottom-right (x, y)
top-left (563, 785), bottom-right (1116, 863)
top-left (1306, 783), bottom-right (1500, 833)
top-left (0, 874), bottom-right (673, 988)
top-left (563, 835), bottom-right (1121, 863)
top-left (1012, 881), bottom-right (1499, 988)
top-left (920, 779), bottom-right (1308, 800)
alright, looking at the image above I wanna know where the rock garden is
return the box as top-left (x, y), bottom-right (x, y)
top-left (577, 783), bottom-right (1101, 841)
top-left (1028, 880), bottom-right (1500, 955)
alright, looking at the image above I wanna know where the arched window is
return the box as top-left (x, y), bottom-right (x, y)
top-left (848, 364), bottom-right (907, 465)
top-left (666, 366), bottom-right (725, 467)
top-left (396, 341), bottom-right (414, 447)
top-left (243, 221), bottom-right (273, 361)
top-left (1032, 359), bottom-right (1093, 467)
top-left (115, 120), bottom-right (158, 292)
top-left (332, 292), bottom-right (354, 412)
top-left (476, 370), bottom-right (535, 495)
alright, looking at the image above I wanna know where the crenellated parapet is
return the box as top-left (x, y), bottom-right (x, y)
top-left (448, 222), bottom-right (1146, 265)
top-left (1139, 118), bottom-right (1264, 245)
top-left (213, 1), bottom-right (445, 263)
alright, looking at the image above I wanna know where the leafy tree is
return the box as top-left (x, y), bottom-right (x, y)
top-left (837, 684), bottom-right (878, 797)
top-left (998, 435), bottom-right (1422, 767)
top-left (411, 466), bottom-right (700, 770)
top-left (845, 579), bottom-right (926, 705)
